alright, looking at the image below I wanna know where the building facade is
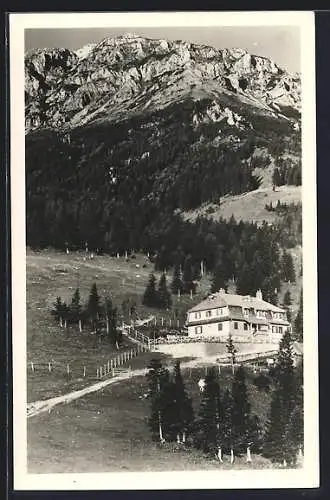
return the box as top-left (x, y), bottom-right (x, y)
top-left (186, 289), bottom-right (290, 340)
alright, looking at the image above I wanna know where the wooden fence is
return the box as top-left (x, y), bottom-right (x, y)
top-left (27, 344), bottom-right (150, 381)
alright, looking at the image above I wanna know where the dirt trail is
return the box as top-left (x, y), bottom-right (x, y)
top-left (27, 367), bottom-right (148, 418)
top-left (27, 346), bottom-right (277, 419)
top-left (27, 358), bottom-right (210, 419)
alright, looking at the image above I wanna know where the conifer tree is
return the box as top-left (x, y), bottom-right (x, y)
top-left (69, 288), bottom-right (82, 330)
top-left (182, 255), bottom-right (194, 294)
top-left (171, 361), bottom-right (194, 444)
top-left (221, 388), bottom-right (234, 463)
top-left (283, 290), bottom-right (292, 307)
top-left (146, 358), bottom-right (173, 443)
top-left (226, 334), bottom-right (238, 374)
top-left (231, 365), bottom-right (253, 461)
top-left (87, 283), bottom-right (101, 331)
top-left (263, 331), bottom-right (298, 466)
top-left (158, 273), bottom-right (172, 309)
top-left (171, 263), bottom-right (184, 297)
top-left (143, 273), bottom-right (158, 308)
top-left (281, 252), bottom-right (296, 283)
top-left (211, 264), bottom-right (227, 294)
top-left (194, 368), bottom-right (222, 456)
top-left (103, 296), bottom-right (119, 347)
top-left (236, 262), bottom-right (252, 296)
top-left (294, 289), bottom-right (303, 342)
top-left (51, 296), bottom-right (65, 327)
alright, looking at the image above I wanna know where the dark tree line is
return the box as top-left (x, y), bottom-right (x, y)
top-left (272, 159), bottom-right (301, 187)
top-left (146, 331), bottom-right (303, 467)
top-left (26, 94), bottom-right (300, 254)
top-left (51, 283), bottom-right (121, 346)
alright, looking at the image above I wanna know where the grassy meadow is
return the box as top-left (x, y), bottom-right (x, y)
top-left (26, 248), bottom-right (211, 401)
top-left (28, 366), bottom-right (274, 473)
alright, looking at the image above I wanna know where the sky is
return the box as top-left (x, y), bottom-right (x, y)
top-left (25, 26), bottom-right (300, 74)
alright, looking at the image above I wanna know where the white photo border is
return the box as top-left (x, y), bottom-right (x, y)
top-left (10, 10), bottom-right (319, 491)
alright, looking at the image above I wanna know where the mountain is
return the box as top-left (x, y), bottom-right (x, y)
top-left (25, 33), bottom-right (301, 132)
top-left (24, 34), bottom-right (302, 309)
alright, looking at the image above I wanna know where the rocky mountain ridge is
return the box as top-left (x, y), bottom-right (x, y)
top-left (25, 33), bottom-right (301, 132)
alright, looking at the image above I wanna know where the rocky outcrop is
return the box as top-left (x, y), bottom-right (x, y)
top-left (25, 33), bottom-right (301, 132)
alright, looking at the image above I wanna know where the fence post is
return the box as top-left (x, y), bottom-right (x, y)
top-left (110, 359), bottom-right (113, 370)
top-left (104, 364), bottom-right (107, 375)
top-left (218, 364), bottom-right (221, 375)
top-left (97, 368), bottom-right (99, 378)
top-left (100, 366), bottom-right (103, 378)
top-left (112, 367), bottom-right (114, 377)
top-left (118, 355), bottom-right (121, 366)
top-left (66, 363), bottom-right (70, 376)
top-left (30, 361), bottom-right (34, 372)
top-left (83, 365), bottom-right (86, 377)
top-left (107, 360), bottom-right (110, 372)
top-left (48, 362), bottom-right (52, 373)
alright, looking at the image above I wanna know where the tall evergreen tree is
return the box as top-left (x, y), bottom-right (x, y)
top-left (226, 334), bottom-right (238, 374)
top-left (103, 296), bottom-right (120, 349)
top-left (221, 388), bottom-right (234, 463)
top-left (294, 289), bottom-right (303, 342)
top-left (69, 288), bottom-right (82, 329)
top-left (171, 263), bottom-right (184, 297)
top-left (281, 252), bottom-right (296, 283)
top-left (263, 331), bottom-right (299, 466)
top-left (211, 263), bottom-right (227, 294)
top-left (143, 273), bottom-right (158, 308)
top-left (87, 283), bottom-right (101, 331)
top-left (231, 365), bottom-right (253, 461)
top-left (283, 290), bottom-right (292, 307)
top-left (171, 361), bottom-right (194, 444)
top-left (51, 296), bottom-right (65, 327)
top-left (194, 368), bottom-right (222, 456)
top-left (158, 273), bottom-right (172, 309)
top-left (146, 358), bottom-right (173, 443)
top-left (182, 255), bottom-right (194, 294)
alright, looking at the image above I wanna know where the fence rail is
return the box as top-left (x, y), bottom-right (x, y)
top-left (28, 343), bottom-right (150, 381)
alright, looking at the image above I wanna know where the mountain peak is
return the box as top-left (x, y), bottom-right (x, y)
top-left (25, 34), bottom-right (301, 132)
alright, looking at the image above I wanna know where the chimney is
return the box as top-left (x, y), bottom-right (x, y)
top-left (218, 288), bottom-right (226, 295)
top-left (256, 289), bottom-right (263, 300)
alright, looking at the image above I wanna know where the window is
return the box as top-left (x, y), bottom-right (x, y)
top-left (194, 311), bottom-right (201, 319)
top-left (195, 326), bottom-right (202, 334)
top-left (244, 323), bottom-right (248, 331)
top-left (244, 308), bottom-right (249, 316)
top-left (278, 327), bottom-right (283, 334)
top-left (206, 310), bottom-right (212, 318)
top-left (217, 308), bottom-right (223, 316)
top-left (234, 322), bottom-right (238, 330)
top-left (218, 323), bottom-right (223, 331)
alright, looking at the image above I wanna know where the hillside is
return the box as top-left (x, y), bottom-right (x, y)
top-left (25, 34), bottom-right (302, 317)
top-left (183, 185), bottom-right (301, 226)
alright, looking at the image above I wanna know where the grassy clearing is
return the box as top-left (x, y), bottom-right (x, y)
top-left (28, 367), bottom-right (274, 473)
top-left (26, 249), bottom-right (211, 402)
top-left (183, 185), bottom-right (301, 226)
